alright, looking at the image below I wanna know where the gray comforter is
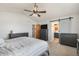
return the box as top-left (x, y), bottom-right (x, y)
top-left (0, 37), bottom-right (48, 56)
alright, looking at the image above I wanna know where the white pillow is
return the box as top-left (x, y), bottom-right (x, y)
top-left (0, 38), bottom-right (5, 47)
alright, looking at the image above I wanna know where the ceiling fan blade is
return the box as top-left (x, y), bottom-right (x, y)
top-left (24, 9), bottom-right (32, 12)
top-left (37, 11), bottom-right (46, 13)
top-left (29, 14), bottom-right (33, 16)
top-left (37, 14), bottom-right (41, 17)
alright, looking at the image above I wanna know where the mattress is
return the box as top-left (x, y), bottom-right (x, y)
top-left (0, 37), bottom-right (48, 56)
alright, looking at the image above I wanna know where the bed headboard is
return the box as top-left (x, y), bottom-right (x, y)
top-left (8, 32), bottom-right (29, 39)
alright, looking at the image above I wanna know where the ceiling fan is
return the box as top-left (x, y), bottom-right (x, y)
top-left (24, 3), bottom-right (46, 17)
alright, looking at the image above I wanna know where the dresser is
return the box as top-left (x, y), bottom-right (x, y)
top-left (59, 33), bottom-right (77, 47)
top-left (77, 39), bottom-right (79, 55)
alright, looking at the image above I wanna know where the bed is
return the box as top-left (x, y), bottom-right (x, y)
top-left (0, 33), bottom-right (49, 56)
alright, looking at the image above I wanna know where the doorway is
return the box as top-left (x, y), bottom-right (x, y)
top-left (32, 24), bottom-right (48, 41)
top-left (50, 21), bottom-right (60, 43)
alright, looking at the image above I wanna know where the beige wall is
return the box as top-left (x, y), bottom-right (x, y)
top-left (0, 12), bottom-right (36, 39)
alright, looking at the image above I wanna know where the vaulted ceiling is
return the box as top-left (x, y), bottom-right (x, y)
top-left (0, 3), bottom-right (79, 21)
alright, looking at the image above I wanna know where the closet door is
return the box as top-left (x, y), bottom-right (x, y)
top-left (35, 24), bottom-right (41, 39)
top-left (32, 24), bottom-right (41, 39)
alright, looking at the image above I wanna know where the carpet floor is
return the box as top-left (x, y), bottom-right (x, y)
top-left (48, 38), bottom-right (77, 56)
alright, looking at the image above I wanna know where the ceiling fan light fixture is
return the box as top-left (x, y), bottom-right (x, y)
top-left (33, 3), bottom-right (38, 11)
top-left (24, 3), bottom-right (46, 17)
top-left (32, 14), bottom-right (38, 17)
